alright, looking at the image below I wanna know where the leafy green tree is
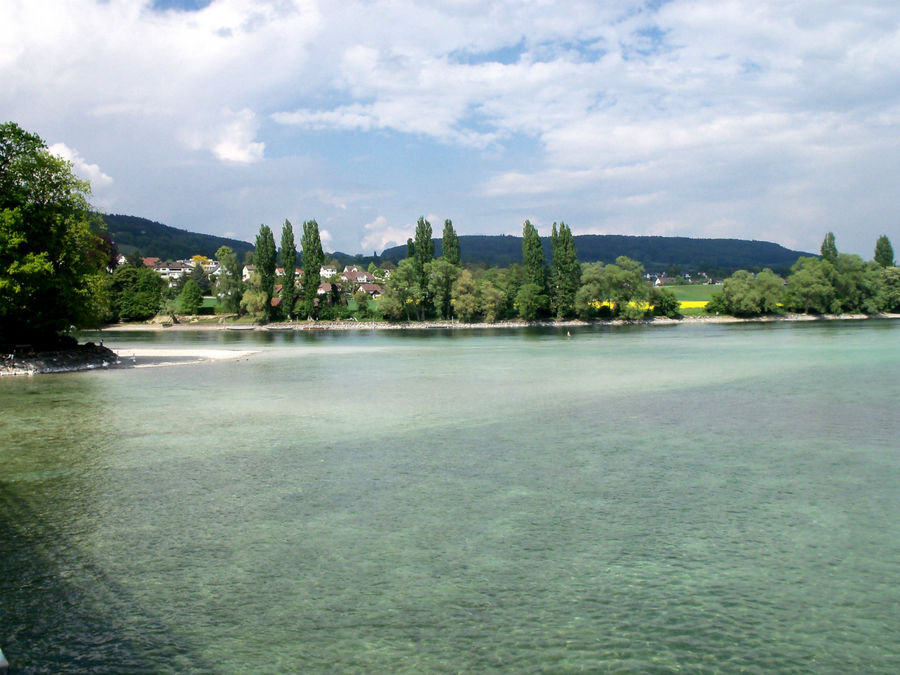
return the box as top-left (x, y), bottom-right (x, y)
top-left (254, 224), bottom-right (276, 320)
top-left (605, 256), bottom-right (648, 317)
top-left (426, 257), bottom-right (460, 319)
top-left (820, 231), bottom-right (838, 265)
top-left (442, 218), bottom-right (461, 267)
top-left (574, 262), bottom-right (608, 319)
top-left (784, 257), bottom-right (835, 314)
top-left (521, 219), bottom-right (546, 290)
top-left (301, 219), bottom-right (324, 318)
top-left (515, 282), bottom-right (548, 320)
top-left (178, 279), bottom-right (202, 314)
top-left (414, 215), bottom-right (434, 276)
top-left (188, 261), bottom-right (211, 295)
top-left (110, 265), bottom-right (164, 321)
top-left (477, 279), bottom-right (506, 323)
top-left (215, 245), bottom-right (242, 314)
top-left (353, 290), bottom-right (371, 318)
top-left (451, 268), bottom-right (478, 321)
top-left (707, 269), bottom-right (783, 316)
top-left (649, 286), bottom-right (680, 318)
top-left (382, 258), bottom-right (423, 321)
top-left (550, 221), bottom-right (580, 318)
top-left (874, 235), bottom-right (895, 268)
top-left (240, 271), bottom-right (268, 316)
top-left (1, 121), bottom-right (110, 346)
top-left (280, 219), bottom-right (297, 318)
top-left (753, 269), bottom-right (785, 314)
top-left (879, 266), bottom-right (900, 311)
top-left (832, 253), bottom-right (882, 313)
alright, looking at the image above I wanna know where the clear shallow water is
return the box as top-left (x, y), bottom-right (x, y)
top-left (1, 321), bottom-right (899, 673)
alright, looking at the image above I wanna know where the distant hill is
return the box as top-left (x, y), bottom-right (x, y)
top-left (380, 234), bottom-right (813, 275)
top-left (97, 213), bottom-right (813, 274)
top-left (100, 214), bottom-right (255, 261)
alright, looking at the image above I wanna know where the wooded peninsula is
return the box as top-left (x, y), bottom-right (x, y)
top-left (2, 120), bottom-right (899, 359)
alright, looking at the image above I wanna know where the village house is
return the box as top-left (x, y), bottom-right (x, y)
top-left (340, 266), bottom-right (375, 284)
top-left (358, 283), bottom-right (383, 298)
top-left (153, 260), bottom-right (193, 285)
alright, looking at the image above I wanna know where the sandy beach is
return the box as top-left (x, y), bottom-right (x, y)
top-left (115, 347), bottom-right (259, 368)
top-left (98, 312), bottom-right (900, 334)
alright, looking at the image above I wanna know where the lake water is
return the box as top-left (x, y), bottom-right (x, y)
top-left (1, 321), bottom-right (898, 673)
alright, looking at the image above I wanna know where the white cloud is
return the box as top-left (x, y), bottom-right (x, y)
top-left (48, 142), bottom-right (113, 187)
top-left (182, 108), bottom-right (265, 163)
top-left (360, 216), bottom-right (413, 253)
top-left (318, 228), bottom-right (334, 251)
top-left (3, 0), bottom-right (899, 256)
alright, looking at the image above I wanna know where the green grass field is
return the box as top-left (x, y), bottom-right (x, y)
top-left (668, 284), bottom-right (719, 302)
top-left (664, 284), bottom-right (720, 316)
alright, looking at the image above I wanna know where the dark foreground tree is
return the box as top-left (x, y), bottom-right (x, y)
top-left (1, 122), bottom-right (109, 347)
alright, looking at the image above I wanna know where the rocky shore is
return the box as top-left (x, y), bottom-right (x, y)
top-left (1, 343), bottom-right (121, 376)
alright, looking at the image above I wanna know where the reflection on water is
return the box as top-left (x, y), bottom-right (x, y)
top-left (2, 321), bottom-right (899, 672)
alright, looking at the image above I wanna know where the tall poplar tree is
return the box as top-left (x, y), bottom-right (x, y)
top-left (214, 245), bottom-right (242, 314)
top-left (413, 216), bottom-right (434, 280)
top-left (280, 219), bottom-right (297, 318)
top-left (874, 235), bottom-right (895, 268)
top-left (301, 219), bottom-right (324, 318)
top-left (521, 219), bottom-right (546, 290)
top-left (255, 224), bottom-right (276, 320)
top-left (442, 218), bottom-right (460, 266)
top-left (821, 232), bottom-right (838, 265)
top-left (550, 221), bottom-right (580, 318)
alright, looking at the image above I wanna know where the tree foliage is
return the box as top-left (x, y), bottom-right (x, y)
top-left (442, 219), bottom-right (460, 267)
top-left (426, 257), bottom-right (460, 319)
top-left (874, 235), bottom-right (895, 268)
top-left (280, 219), bottom-right (297, 318)
top-left (820, 231), bottom-right (838, 265)
top-left (178, 279), bottom-right (202, 314)
top-left (215, 245), bottom-right (243, 314)
top-left (301, 219), bottom-right (324, 318)
top-left (381, 258), bottom-right (422, 321)
top-left (109, 265), bottom-right (164, 321)
top-left (1, 122), bottom-right (110, 346)
top-left (254, 224), bottom-right (276, 320)
top-left (707, 269), bottom-right (784, 317)
top-left (550, 221), bottom-right (580, 318)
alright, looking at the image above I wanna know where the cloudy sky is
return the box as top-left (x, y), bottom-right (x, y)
top-left (3, 0), bottom-right (898, 257)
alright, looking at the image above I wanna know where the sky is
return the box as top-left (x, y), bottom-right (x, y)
top-left (2, 0), bottom-right (899, 258)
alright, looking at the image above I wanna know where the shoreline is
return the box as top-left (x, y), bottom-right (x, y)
top-left (98, 312), bottom-right (900, 333)
top-left (5, 312), bottom-right (898, 376)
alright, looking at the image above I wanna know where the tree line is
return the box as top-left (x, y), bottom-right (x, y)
top-left (707, 232), bottom-right (898, 317)
top-left (3, 119), bottom-right (898, 350)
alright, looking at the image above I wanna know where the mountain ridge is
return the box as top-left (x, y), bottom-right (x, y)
top-left (100, 213), bottom-right (813, 274)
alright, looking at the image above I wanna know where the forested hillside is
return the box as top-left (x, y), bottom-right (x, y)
top-left (380, 234), bottom-right (812, 275)
top-left (98, 212), bottom-right (811, 275)
top-left (101, 214), bottom-right (255, 261)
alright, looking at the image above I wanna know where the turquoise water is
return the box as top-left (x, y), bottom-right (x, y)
top-left (1, 321), bottom-right (899, 672)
